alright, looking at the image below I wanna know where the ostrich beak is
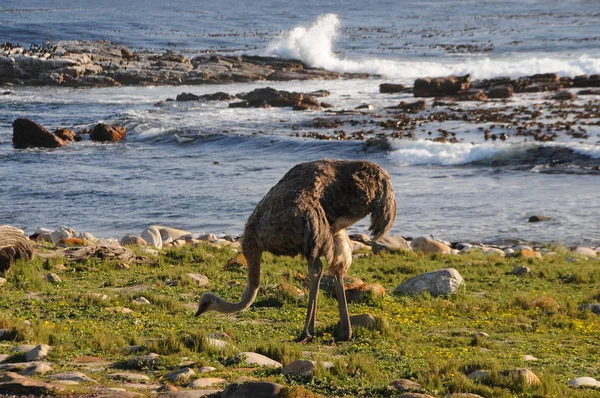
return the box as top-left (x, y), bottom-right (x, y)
top-left (195, 303), bottom-right (207, 317)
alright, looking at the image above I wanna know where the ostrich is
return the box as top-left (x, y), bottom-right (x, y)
top-left (195, 159), bottom-right (396, 341)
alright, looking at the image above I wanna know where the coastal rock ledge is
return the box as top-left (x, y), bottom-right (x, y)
top-left (0, 40), bottom-right (360, 87)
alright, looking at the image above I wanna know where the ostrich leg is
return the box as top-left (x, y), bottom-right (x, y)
top-left (334, 273), bottom-right (352, 341)
top-left (298, 257), bottom-right (323, 341)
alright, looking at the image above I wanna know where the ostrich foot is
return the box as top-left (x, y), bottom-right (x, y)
top-left (294, 334), bottom-right (314, 344)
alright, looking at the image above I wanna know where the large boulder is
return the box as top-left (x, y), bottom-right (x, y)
top-left (231, 87), bottom-right (321, 110)
top-left (12, 118), bottom-right (67, 149)
top-left (394, 268), bottom-right (464, 296)
top-left (372, 235), bottom-right (412, 254)
top-left (221, 381), bottom-right (285, 398)
top-left (0, 226), bottom-right (34, 274)
top-left (90, 123), bottom-right (126, 142)
top-left (411, 236), bottom-right (452, 254)
top-left (413, 75), bottom-right (471, 97)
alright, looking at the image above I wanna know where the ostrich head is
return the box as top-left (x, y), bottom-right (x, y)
top-left (195, 292), bottom-right (219, 316)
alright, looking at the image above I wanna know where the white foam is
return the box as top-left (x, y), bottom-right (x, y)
top-left (267, 14), bottom-right (600, 82)
top-left (387, 140), bottom-right (600, 166)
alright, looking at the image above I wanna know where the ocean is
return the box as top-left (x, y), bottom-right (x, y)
top-left (1, 1), bottom-right (599, 246)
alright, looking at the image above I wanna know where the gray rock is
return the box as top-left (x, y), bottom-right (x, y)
top-left (46, 273), bottom-right (62, 283)
top-left (133, 297), bottom-right (151, 305)
top-left (467, 369), bottom-right (489, 380)
top-left (411, 236), bottom-right (452, 254)
top-left (499, 368), bottom-right (540, 386)
top-left (348, 313), bottom-right (377, 329)
top-left (574, 247), bottom-right (597, 257)
top-left (206, 338), bottom-right (227, 350)
top-left (107, 373), bottom-right (151, 382)
top-left (389, 379), bottom-right (423, 392)
top-left (20, 362), bottom-right (53, 375)
top-left (569, 376), bottom-right (600, 388)
top-left (165, 367), bottom-right (196, 382)
top-left (187, 377), bottom-right (226, 388)
top-left (25, 344), bottom-right (51, 361)
top-left (127, 353), bottom-right (160, 369)
top-left (512, 266), bottom-right (531, 275)
top-left (187, 273), bottom-right (209, 287)
top-left (372, 235), bottom-right (412, 254)
top-left (198, 366), bottom-right (217, 374)
top-left (523, 355), bottom-right (537, 361)
top-left (237, 352), bottom-right (282, 368)
top-left (394, 268), bottom-right (464, 296)
top-left (282, 359), bottom-right (315, 376)
top-left (120, 235), bottom-right (148, 246)
top-left (141, 227), bottom-right (162, 249)
top-left (12, 344), bottom-right (37, 353)
top-left (579, 303), bottom-right (600, 315)
top-left (221, 381), bottom-right (285, 398)
top-left (0, 372), bottom-right (65, 395)
top-left (47, 371), bottom-right (98, 383)
top-left (482, 247), bottom-right (505, 257)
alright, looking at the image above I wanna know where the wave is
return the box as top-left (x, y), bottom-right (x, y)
top-left (267, 14), bottom-right (600, 82)
top-left (387, 139), bottom-right (600, 172)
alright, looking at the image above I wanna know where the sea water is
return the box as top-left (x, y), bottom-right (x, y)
top-left (1, 1), bottom-right (599, 245)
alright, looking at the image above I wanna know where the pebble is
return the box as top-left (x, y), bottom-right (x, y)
top-left (348, 313), bottom-right (377, 329)
top-left (579, 303), bottom-right (600, 315)
top-left (105, 307), bottom-right (134, 313)
top-left (207, 338), bottom-right (228, 350)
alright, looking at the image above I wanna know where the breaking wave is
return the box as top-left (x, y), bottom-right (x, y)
top-left (267, 14), bottom-right (600, 82)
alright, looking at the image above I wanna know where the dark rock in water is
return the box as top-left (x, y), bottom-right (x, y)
top-left (413, 75), bottom-right (471, 97)
top-left (0, 225), bottom-right (34, 274)
top-left (573, 74), bottom-right (600, 88)
top-left (176, 92), bottom-right (200, 101)
top-left (453, 89), bottom-right (488, 102)
top-left (307, 89), bottom-right (331, 97)
top-left (380, 83), bottom-right (408, 93)
top-left (527, 73), bottom-right (559, 83)
top-left (488, 85), bottom-right (514, 99)
top-left (578, 89), bottom-right (600, 95)
top-left (551, 90), bottom-right (576, 101)
top-left (232, 87), bottom-right (322, 110)
top-left (53, 128), bottom-right (77, 142)
top-left (356, 103), bottom-right (375, 110)
top-left (12, 118), bottom-right (67, 149)
top-left (528, 215), bottom-right (551, 222)
top-left (90, 123), bottom-right (126, 142)
top-left (199, 92), bottom-right (236, 101)
top-left (387, 100), bottom-right (426, 112)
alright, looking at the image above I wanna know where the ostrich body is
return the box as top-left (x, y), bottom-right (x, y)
top-left (196, 159), bottom-right (396, 341)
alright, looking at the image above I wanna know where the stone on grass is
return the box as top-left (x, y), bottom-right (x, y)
top-left (518, 249), bottom-right (542, 259)
top-left (165, 367), bottom-right (196, 382)
top-left (372, 235), bottom-right (412, 254)
top-left (512, 266), bottom-right (531, 275)
top-left (221, 381), bottom-right (285, 398)
top-left (198, 366), bottom-right (217, 374)
top-left (282, 360), bottom-right (315, 377)
top-left (237, 352), bottom-right (282, 368)
top-left (105, 307), bottom-right (133, 314)
top-left (467, 369), bottom-right (490, 380)
top-left (482, 247), bottom-right (505, 257)
top-left (389, 378), bottom-right (423, 392)
top-left (500, 368), bottom-right (540, 386)
top-left (446, 394), bottom-right (485, 398)
top-left (47, 371), bottom-right (98, 383)
top-left (0, 277), bottom-right (6, 287)
top-left (411, 236), bottom-right (452, 254)
top-left (574, 247), bottom-right (597, 258)
top-left (187, 273), bottom-right (209, 287)
top-left (394, 268), bottom-right (464, 296)
top-left (207, 338), bottom-right (228, 350)
top-left (579, 303), bottom-right (600, 315)
top-left (523, 355), bottom-right (537, 361)
top-left (107, 373), bottom-right (151, 383)
top-left (0, 372), bottom-right (65, 395)
top-left (20, 362), bottom-right (53, 375)
top-left (188, 377), bottom-right (226, 388)
top-left (127, 353), bottom-right (160, 369)
top-left (0, 355), bottom-right (8, 363)
top-left (529, 296), bottom-right (560, 312)
top-left (344, 282), bottom-right (386, 303)
top-left (25, 344), bottom-right (51, 361)
top-left (120, 235), bottom-right (148, 247)
top-left (12, 345), bottom-right (37, 353)
top-left (395, 393), bottom-right (436, 398)
top-left (348, 313), bottom-right (377, 329)
top-left (133, 297), bottom-right (151, 305)
top-left (46, 273), bottom-right (62, 283)
top-left (569, 377), bottom-right (600, 389)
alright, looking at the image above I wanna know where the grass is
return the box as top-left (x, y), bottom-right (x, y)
top-left (0, 242), bottom-right (599, 397)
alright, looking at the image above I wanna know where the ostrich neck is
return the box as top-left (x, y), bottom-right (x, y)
top-left (214, 285), bottom-right (258, 314)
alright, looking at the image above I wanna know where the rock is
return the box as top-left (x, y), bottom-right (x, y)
top-left (57, 237), bottom-right (87, 247)
top-left (482, 247), bottom-right (505, 257)
top-left (282, 360), bottom-right (315, 377)
top-left (141, 227), bottom-right (163, 249)
top-left (512, 266), bottom-right (531, 275)
top-left (20, 362), bottom-right (53, 375)
top-left (387, 100), bottom-right (427, 112)
top-left (188, 377), bottom-right (226, 388)
top-left (149, 225), bottom-right (191, 242)
top-left (126, 353), bottom-right (160, 369)
top-left (574, 247), bottom-right (597, 257)
top-left (0, 329), bottom-right (8, 339)
top-left (518, 249), bottom-right (542, 259)
top-left (133, 297), bottom-right (151, 305)
top-left (379, 83), bottom-right (407, 93)
top-left (523, 355), bottom-right (537, 361)
top-left (165, 367), bottom-right (196, 382)
top-left (198, 366), bottom-right (217, 374)
top-left (579, 303), bottom-right (600, 315)
top-left (499, 368), bottom-right (540, 386)
top-left (187, 273), bottom-right (209, 287)
top-left (12, 118), bottom-right (67, 149)
top-left (528, 215), bottom-right (551, 222)
top-left (446, 394), bottom-right (485, 398)
top-left (46, 273), bottom-right (62, 284)
top-left (0, 372), bottom-right (65, 395)
top-left (411, 236), bottom-right (452, 254)
top-left (105, 307), bottom-right (133, 313)
top-left (237, 352), bottom-right (282, 368)
top-left (207, 338), bottom-right (228, 350)
top-left (395, 393), bottom-right (436, 398)
top-left (120, 235), bottom-right (148, 246)
top-left (47, 371), bottom-right (98, 383)
top-left (232, 87), bottom-right (322, 109)
top-left (552, 90), bottom-right (576, 101)
top-left (53, 128), bottom-right (77, 142)
top-left (487, 85), bottom-right (513, 99)
top-left (388, 379), bottom-right (423, 392)
top-left (467, 369), bottom-right (489, 380)
top-left (578, 89), bottom-right (600, 95)
top-left (13, 345), bottom-right (37, 353)
top-left (176, 92), bottom-right (200, 101)
top-left (414, 75), bottom-right (471, 97)
top-left (372, 235), bottom-right (412, 254)
top-left (0, 277), bottom-right (6, 287)
top-left (221, 381), bottom-right (285, 398)
top-left (394, 268), bottom-right (464, 296)
top-left (90, 123), bottom-right (126, 142)
top-left (107, 373), bottom-right (150, 382)
top-left (0, 225), bottom-right (35, 273)
top-left (157, 384), bottom-right (178, 392)
top-left (348, 313), bottom-right (377, 329)
top-left (529, 296), bottom-right (560, 312)
top-left (25, 344), bottom-right (51, 361)
top-left (569, 376), bottom-right (600, 388)
top-left (344, 282), bottom-right (386, 303)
